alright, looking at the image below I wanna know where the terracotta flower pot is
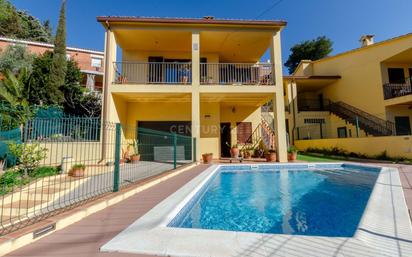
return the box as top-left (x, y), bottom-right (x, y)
top-left (230, 147), bottom-right (240, 158)
top-left (244, 151), bottom-right (252, 159)
top-left (202, 153), bottom-right (213, 164)
top-left (130, 154), bottom-right (141, 163)
top-left (69, 168), bottom-right (85, 177)
top-left (288, 152), bottom-right (297, 161)
top-left (265, 152), bottom-right (277, 162)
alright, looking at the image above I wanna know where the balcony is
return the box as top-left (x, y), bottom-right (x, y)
top-left (200, 63), bottom-right (274, 86)
top-left (113, 62), bottom-right (192, 85)
top-left (298, 98), bottom-right (330, 112)
top-left (112, 62), bottom-right (274, 86)
top-left (383, 76), bottom-right (412, 100)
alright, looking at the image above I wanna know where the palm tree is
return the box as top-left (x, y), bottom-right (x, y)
top-left (0, 68), bottom-right (32, 126)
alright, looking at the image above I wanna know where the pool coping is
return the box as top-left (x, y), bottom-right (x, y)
top-left (100, 163), bottom-right (412, 257)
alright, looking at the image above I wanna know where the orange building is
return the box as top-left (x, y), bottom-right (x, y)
top-left (0, 37), bottom-right (104, 91)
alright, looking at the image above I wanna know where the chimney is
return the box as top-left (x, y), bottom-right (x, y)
top-left (360, 35), bottom-right (375, 47)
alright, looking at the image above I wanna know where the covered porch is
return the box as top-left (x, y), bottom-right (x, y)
top-left (106, 91), bottom-right (286, 161)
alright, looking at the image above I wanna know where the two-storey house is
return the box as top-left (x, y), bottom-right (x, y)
top-left (97, 16), bottom-right (288, 162)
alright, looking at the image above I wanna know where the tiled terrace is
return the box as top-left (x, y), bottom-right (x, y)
top-left (3, 162), bottom-right (412, 257)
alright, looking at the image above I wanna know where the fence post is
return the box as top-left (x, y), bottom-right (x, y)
top-left (173, 133), bottom-right (177, 169)
top-left (355, 116), bottom-right (360, 137)
top-left (113, 123), bottom-right (121, 192)
top-left (193, 137), bottom-right (197, 163)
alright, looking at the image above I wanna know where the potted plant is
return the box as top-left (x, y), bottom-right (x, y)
top-left (202, 153), bottom-right (213, 164)
top-left (129, 140), bottom-right (141, 163)
top-left (288, 146), bottom-right (298, 161)
top-left (255, 140), bottom-right (268, 158)
top-left (265, 149), bottom-right (277, 162)
top-left (69, 164), bottom-right (86, 177)
top-left (226, 142), bottom-right (239, 158)
top-left (243, 147), bottom-right (254, 159)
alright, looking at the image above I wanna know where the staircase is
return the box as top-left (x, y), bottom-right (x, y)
top-left (240, 119), bottom-right (276, 153)
top-left (329, 101), bottom-right (395, 136)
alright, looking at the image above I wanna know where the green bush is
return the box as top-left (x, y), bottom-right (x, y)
top-left (31, 166), bottom-right (60, 178)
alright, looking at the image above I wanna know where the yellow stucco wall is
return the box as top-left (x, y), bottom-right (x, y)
top-left (295, 136), bottom-right (412, 159)
top-left (311, 35), bottom-right (412, 120)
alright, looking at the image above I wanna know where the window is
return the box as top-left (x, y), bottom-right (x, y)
top-left (236, 122), bottom-right (252, 144)
top-left (66, 54), bottom-right (71, 60)
top-left (388, 68), bottom-right (405, 83)
top-left (304, 118), bottom-right (325, 124)
top-left (337, 127), bottom-right (347, 138)
top-left (91, 57), bottom-right (102, 68)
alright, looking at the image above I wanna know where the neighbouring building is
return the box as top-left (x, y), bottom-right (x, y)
top-left (97, 16), bottom-right (288, 162)
top-left (284, 33), bottom-right (412, 158)
top-left (0, 37), bottom-right (104, 91)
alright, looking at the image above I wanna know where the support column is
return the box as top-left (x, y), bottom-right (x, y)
top-left (101, 28), bottom-right (117, 161)
top-left (191, 31), bottom-right (201, 162)
top-left (290, 81), bottom-right (298, 143)
top-left (192, 92), bottom-right (200, 162)
top-left (270, 30), bottom-right (288, 162)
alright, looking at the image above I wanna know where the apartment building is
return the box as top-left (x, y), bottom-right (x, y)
top-left (284, 33), bottom-right (412, 158)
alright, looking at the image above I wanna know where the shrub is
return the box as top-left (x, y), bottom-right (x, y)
top-left (31, 166), bottom-right (60, 178)
top-left (7, 142), bottom-right (48, 175)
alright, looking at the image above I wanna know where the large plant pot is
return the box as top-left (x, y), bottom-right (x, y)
top-left (130, 154), bottom-right (141, 163)
top-left (265, 152), bottom-right (277, 162)
top-left (202, 153), bottom-right (213, 164)
top-left (230, 147), bottom-right (240, 158)
top-left (288, 152), bottom-right (297, 161)
top-left (69, 168), bottom-right (85, 177)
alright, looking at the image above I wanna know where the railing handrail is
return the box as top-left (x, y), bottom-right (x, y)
top-left (114, 61), bottom-right (192, 64)
top-left (329, 100), bottom-right (395, 135)
top-left (383, 76), bottom-right (412, 100)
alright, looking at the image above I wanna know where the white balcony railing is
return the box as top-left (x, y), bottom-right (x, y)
top-left (200, 63), bottom-right (274, 85)
top-left (113, 62), bottom-right (192, 85)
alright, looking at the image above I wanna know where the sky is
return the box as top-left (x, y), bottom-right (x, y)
top-left (10, 0), bottom-right (412, 71)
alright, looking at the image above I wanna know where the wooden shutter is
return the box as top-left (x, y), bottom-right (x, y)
top-left (236, 122), bottom-right (252, 144)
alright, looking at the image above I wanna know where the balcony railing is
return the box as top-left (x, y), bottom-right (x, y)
top-left (200, 63), bottom-right (274, 85)
top-left (113, 62), bottom-right (192, 85)
top-left (383, 76), bottom-right (412, 100)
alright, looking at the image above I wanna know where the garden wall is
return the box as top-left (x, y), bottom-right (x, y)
top-left (295, 136), bottom-right (412, 159)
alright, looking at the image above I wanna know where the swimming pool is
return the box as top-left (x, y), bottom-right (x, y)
top-left (168, 165), bottom-right (379, 237)
top-left (102, 163), bottom-right (412, 257)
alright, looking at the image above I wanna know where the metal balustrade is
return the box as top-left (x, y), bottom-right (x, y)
top-left (200, 63), bottom-right (274, 85)
top-left (383, 76), bottom-right (412, 100)
top-left (113, 62), bottom-right (192, 85)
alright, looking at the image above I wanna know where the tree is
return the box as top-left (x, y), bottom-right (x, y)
top-left (284, 36), bottom-right (333, 74)
top-left (0, 0), bottom-right (52, 43)
top-left (26, 51), bottom-right (82, 106)
top-left (0, 44), bottom-right (34, 74)
top-left (48, 0), bottom-right (67, 103)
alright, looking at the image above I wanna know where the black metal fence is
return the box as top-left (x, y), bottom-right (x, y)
top-left (0, 118), bottom-right (195, 236)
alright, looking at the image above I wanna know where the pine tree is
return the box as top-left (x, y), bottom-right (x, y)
top-left (48, 0), bottom-right (66, 104)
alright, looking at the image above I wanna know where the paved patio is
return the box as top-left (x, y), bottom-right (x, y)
top-left (4, 162), bottom-right (412, 257)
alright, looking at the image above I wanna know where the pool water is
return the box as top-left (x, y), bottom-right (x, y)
top-left (169, 167), bottom-right (379, 237)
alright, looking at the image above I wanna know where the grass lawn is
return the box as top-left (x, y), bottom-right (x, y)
top-left (297, 154), bottom-right (341, 162)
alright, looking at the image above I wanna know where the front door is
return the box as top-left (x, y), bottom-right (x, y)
top-left (220, 123), bottom-right (231, 158)
top-left (395, 116), bottom-right (411, 135)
